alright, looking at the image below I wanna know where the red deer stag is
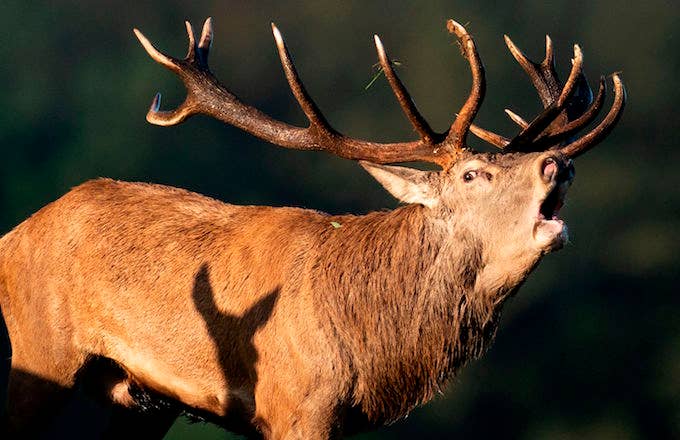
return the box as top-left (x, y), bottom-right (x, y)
top-left (0, 17), bottom-right (624, 439)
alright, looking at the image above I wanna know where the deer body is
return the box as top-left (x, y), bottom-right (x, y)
top-left (0, 157), bottom-right (547, 437)
top-left (0, 17), bottom-right (624, 440)
top-left (0, 174), bottom-right (529, 436)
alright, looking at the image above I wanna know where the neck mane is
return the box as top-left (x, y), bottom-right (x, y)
top-left (313, 204), bottom-right (529, 423)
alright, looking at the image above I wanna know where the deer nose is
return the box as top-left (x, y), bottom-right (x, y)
top-left (541, 157), bottom-right (574, 183)
top-left (542, 157), bottom-right (559, 182)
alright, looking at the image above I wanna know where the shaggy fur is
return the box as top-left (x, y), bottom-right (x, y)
top-left (0, 151), bottom-right (571, 438)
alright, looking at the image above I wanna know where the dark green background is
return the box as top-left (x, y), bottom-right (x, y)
top-left (1, 0), bottom-right (677, 438)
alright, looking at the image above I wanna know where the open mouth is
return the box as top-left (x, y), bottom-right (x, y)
top-left (539, 182), bottom-right (568, 221)
top-left (533, 156), bottom-right (575, 250)
top-left (534, 180), bottom-right (571, 250)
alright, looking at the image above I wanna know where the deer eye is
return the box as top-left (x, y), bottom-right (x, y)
top-left (463, 170), bottom-right (478, 182)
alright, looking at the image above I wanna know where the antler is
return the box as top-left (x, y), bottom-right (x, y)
top-left (134, 18), bottom-right (487, 170)
top-left (469, 35), bottom-right (626, 158)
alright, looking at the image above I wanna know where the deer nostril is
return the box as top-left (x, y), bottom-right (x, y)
top-left (542, 157), bottom-right (558, 181)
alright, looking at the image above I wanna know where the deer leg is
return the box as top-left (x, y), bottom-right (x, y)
top-left (3, 331), bottom-right (85, 435)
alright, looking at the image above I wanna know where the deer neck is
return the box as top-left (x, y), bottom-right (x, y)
top-left (315, 204), bottom-right (536, 423)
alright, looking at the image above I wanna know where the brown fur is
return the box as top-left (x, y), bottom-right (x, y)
top-left (0, 151), bottom-right (573, 438)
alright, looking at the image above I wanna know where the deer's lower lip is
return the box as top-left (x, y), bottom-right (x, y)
top-left (534, 218), bottom-right (568, 250)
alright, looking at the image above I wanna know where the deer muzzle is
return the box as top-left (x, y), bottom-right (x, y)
top-left (534, 155), bottom-right (575, 250)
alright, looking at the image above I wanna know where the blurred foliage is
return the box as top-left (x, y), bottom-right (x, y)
top-left (0, 0), bottom-right (678, 438)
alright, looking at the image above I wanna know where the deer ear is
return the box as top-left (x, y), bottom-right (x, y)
top-left (360, 161), bottom-right (439, 208)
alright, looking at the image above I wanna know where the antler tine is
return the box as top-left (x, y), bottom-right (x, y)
top-left (532, 76), bottom-right (606, 149)
top-left (504, 34), bottom-right (561, 107)
top-left (134, 27), bottom-right (198, 125)
top-left (374, 35), bottom-right (437, 144)
top-left (559, 73), bottom-right (626, 158)
top-left (135, 19), bottom-right (280, 130)
top-left (195, 17), bottom-right (213, 67)
top-left (469, 124), bottom-right (510, 148)
top-left (465, 34), bottom-right (555, 150)
top-left (134, 18), bottom-right (217, 126)
top-left (462, 109), bottom-right (526, 150)
top-left (138, 18), bottom-right (623, 167)
top-left (557, 45), bottom-right (583, 107)
top-left (543, 35), bottom-right (555, 68)
top-left (504, 34), bottom-right (538, 77)
top-left (505, 44), bottom-right (583, 150)
top-left (554, 76), bottom-right (605, 137)
top-left (133, 28), bottom-right (179, 71)
top-left (137, 18), bottom-right (461, 166)
top-left (143, 92), bottom-right (195, 126)
top-left (271, 24), bottom-right (334, 136)
top-left (505, 109), bottom-right (529, 128)
top-left (444, 19), bottom-right (486, 154)
top-left (184, 21), bottom-right (196, 61)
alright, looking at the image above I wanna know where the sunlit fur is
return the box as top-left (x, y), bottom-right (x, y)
top-left (0, 150), bottom-right (570, 438)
